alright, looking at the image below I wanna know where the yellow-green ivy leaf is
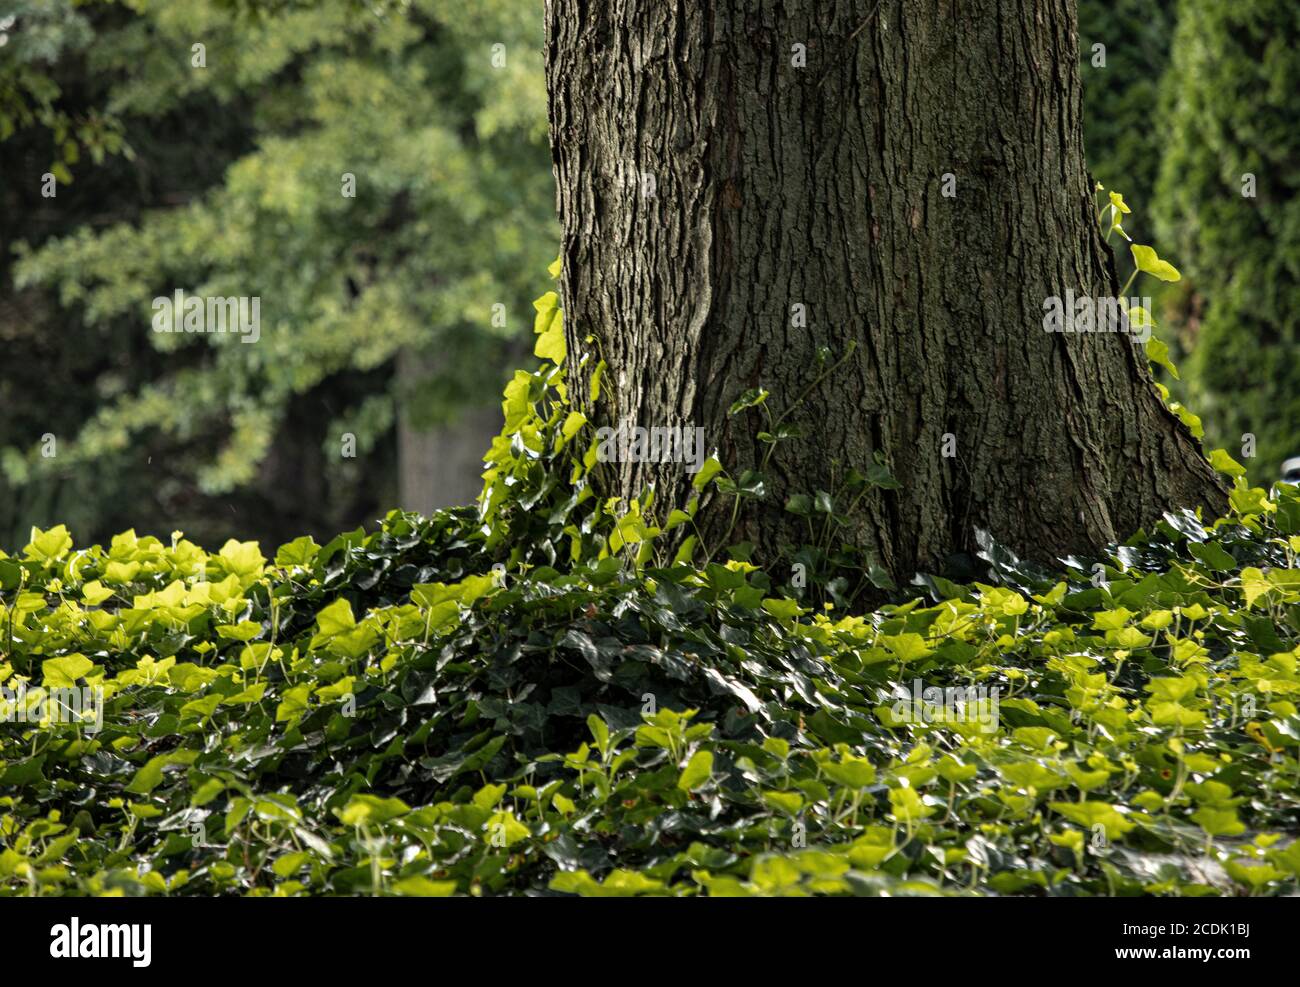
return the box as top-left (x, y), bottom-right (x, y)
top-left (1130, 244), bottom-right (1181, 282)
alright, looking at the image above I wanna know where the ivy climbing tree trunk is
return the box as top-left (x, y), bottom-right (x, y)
top-left (544, 0), bottom-right (1227, 586)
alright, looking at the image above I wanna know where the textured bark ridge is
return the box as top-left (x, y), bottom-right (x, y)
top-left (544, 0), bottom-right (1227, 584)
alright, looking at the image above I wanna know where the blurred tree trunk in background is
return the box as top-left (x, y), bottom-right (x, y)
top-left (396, 350), bottom-right (497, 513)
top-left (545, 0), bottom-right (1226, 585)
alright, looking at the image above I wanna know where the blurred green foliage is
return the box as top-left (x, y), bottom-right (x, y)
top-left (1077, 0), bottom-right (1177, 248)
top-left (1081, 0), bottom-right (1300, 480)
top-left (1, 0), bottom-right (556, 546)
top-left (1154, 0), bottom-right (1300, 482)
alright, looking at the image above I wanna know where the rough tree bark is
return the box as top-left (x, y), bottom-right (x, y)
top-left (544, 0), bottom-right (1227, 583)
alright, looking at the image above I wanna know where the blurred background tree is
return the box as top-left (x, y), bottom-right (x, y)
top-left (1079, 0), bottom-right (1300, 483)
top-left (1078, 0), bottom-right (1177, 247)
top-left (1, 0), bottom-right (556, 548)
top-left (1154, 0), bottom-right (1300, 482)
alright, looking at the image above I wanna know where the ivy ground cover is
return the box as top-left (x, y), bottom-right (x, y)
top-left (3, 487), bottom-right (1300, 895)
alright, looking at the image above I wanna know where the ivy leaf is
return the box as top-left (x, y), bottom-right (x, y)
top-left (1207, 448), bottom-right (1247, 479)
top-left (1191, 806), bottom-right (1246, 837)
top-left (1187, 541), bottom-right (1236, 572)
top-left (866, 450), bottom-right (900, 489)
top-left (784, 494), bottom-right (812, 516)
top-left (41, 654), bottom-right (95, 688)
top-left (761, 597), bottom-right (802, 620)
top-left (339, 795), bottom-right (410, 827)
top-left (716, 470), bottom-right (766, 499)
top-left (677, 750), bottom-right (714, 791)
top-left (880, 633), bottom-right (932, 663)
top-left (26, 525), bottom-right (73, 561)
top-left (1130, 244), bottom-right (1181, 282)
top-left (218, 539), bottom-right (265, 577)
top-left (312, 598), bottom-right (356, 640)
top-left (275, 535), bottom-right (320, 567)
top-left (692, 456), bottom-right (723, 490)
top-left (1145, 337), bottom-right (1179, 379)
top-left (728, 388), bottom-right (769, 416)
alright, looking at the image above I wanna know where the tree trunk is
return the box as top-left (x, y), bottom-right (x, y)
top-left (396, 350), bottom-right (499, 514)
top-left (544, 0), bottom-right (1227, 585)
